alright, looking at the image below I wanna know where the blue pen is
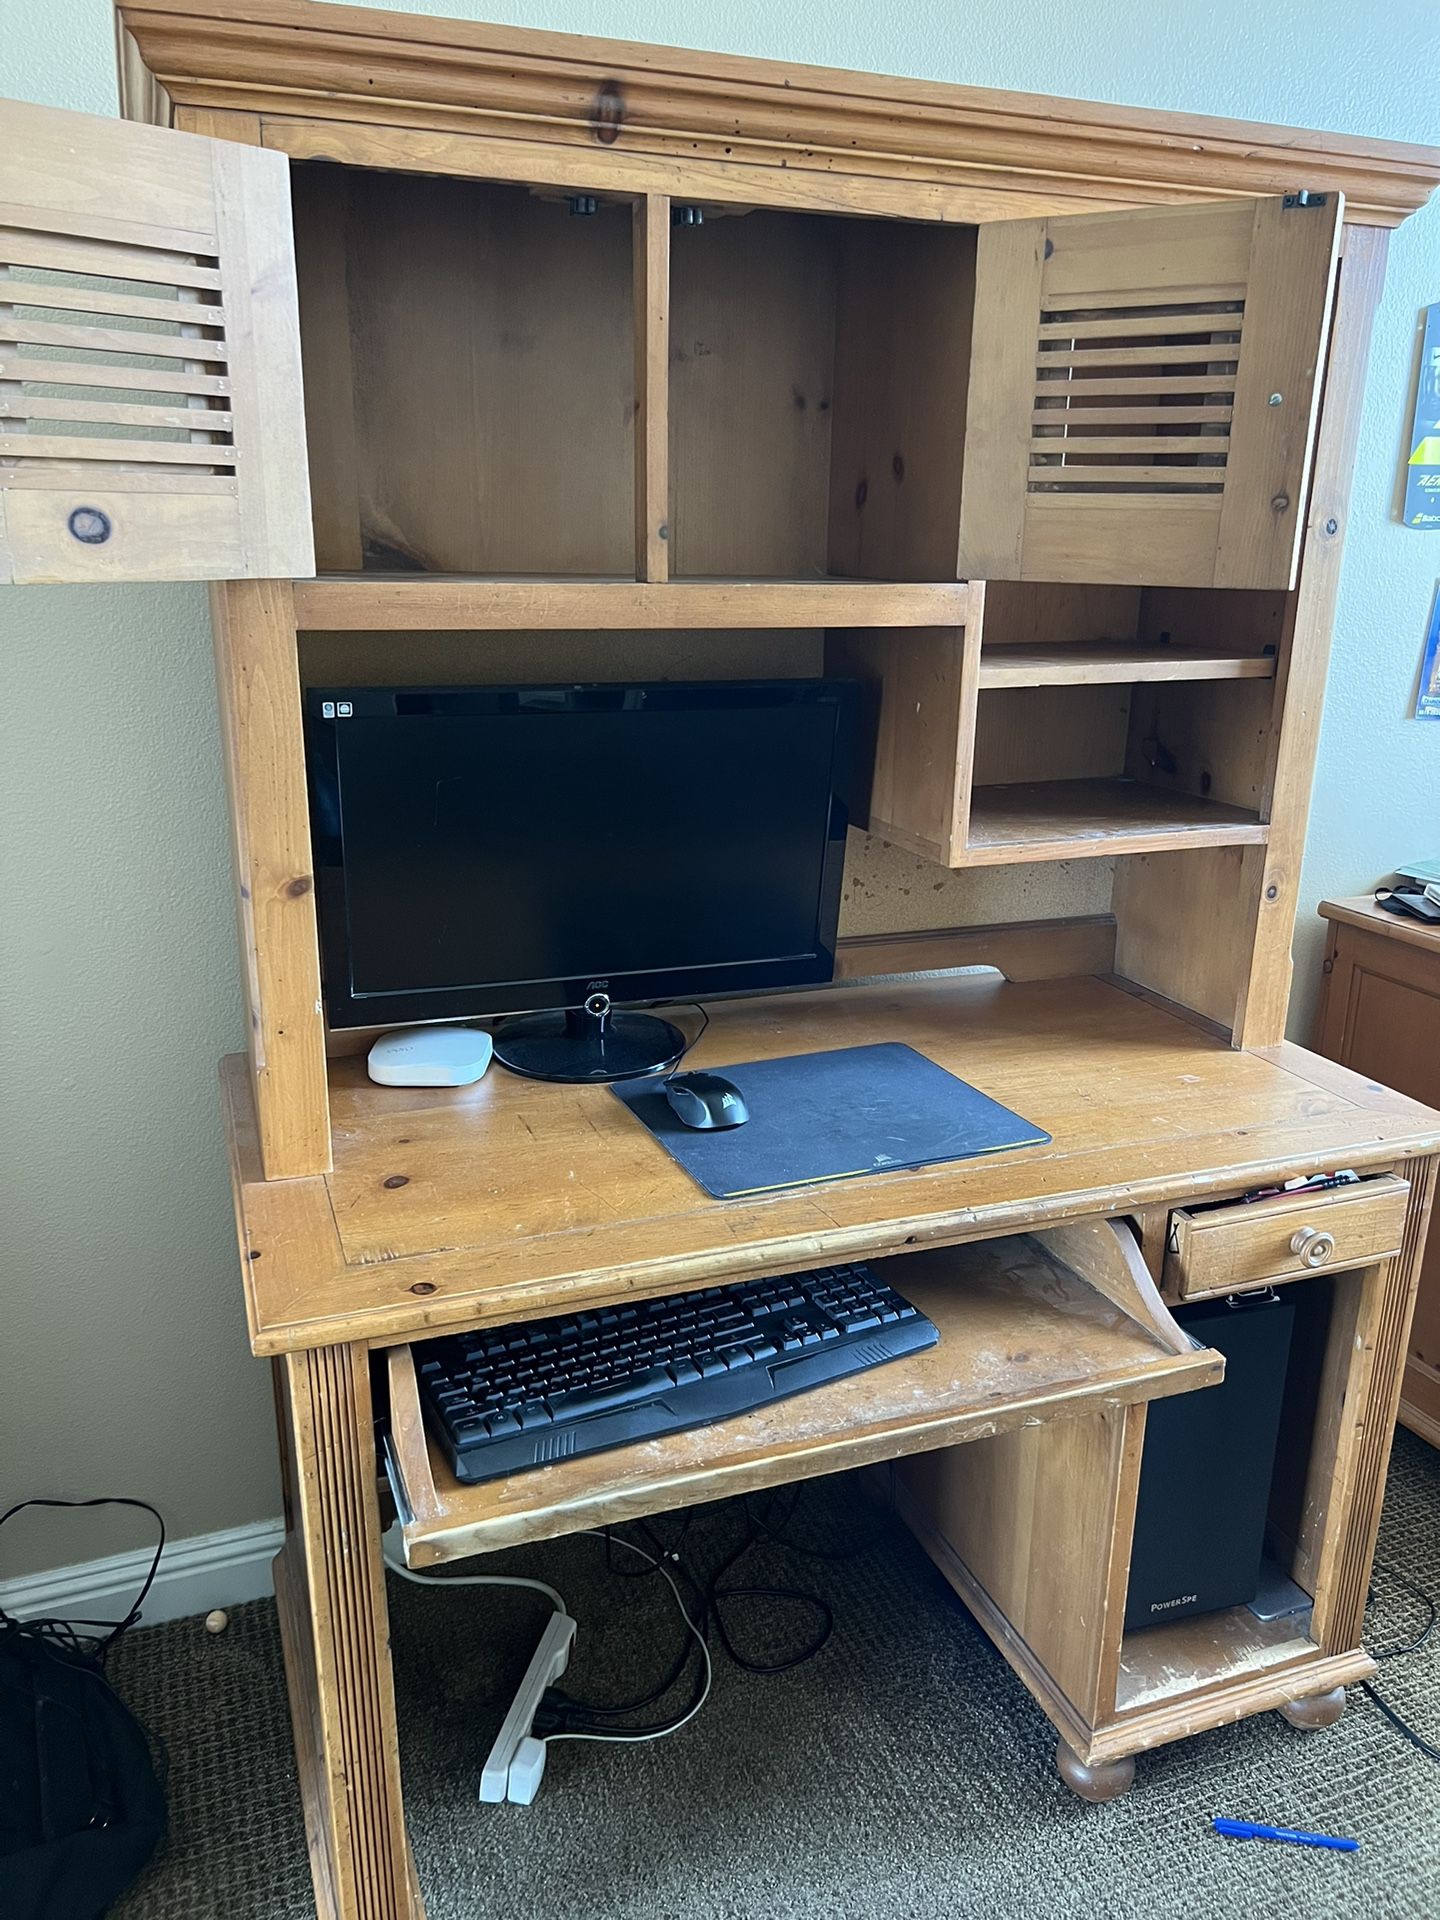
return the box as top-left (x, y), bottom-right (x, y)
top-left (1213, 1817), bottom-right (1359, 1853)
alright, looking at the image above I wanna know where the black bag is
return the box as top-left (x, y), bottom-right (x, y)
top-left (0, 1500), bottom-right (168, 1920)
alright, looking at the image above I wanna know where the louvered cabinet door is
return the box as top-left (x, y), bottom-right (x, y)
top-left (958, 195), bottom-right (1342, 589)
top-left (0, 98), bottom-right (312, 584)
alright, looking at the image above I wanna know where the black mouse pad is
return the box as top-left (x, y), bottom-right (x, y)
top-left (610, 1041), bottom-right (1050, 1200)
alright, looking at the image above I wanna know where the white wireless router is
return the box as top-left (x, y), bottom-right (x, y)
top-left (367, 1025), bottom-right (493, 1088)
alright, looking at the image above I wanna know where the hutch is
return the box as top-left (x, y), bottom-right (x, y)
top-left (3, 3), bottom-right (1439, 1914)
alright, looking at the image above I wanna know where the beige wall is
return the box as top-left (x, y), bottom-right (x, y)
top-left (2, 0), bottom-right (1437, 1578)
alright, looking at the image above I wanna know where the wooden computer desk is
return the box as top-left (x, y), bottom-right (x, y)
top-left (6, 5), bottom-right (1433, 1915)
top-left (225, 971), bottom-right (1439, 1907)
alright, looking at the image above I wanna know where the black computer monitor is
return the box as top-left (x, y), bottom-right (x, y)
top-left (305, 679), bottom-right (860, 1081)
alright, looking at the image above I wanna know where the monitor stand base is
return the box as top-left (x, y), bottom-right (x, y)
top-left (492, 1000), bottom-right (685, 1084)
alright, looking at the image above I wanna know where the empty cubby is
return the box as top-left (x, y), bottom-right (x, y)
top-left (668, 209), bottom-right (976, 582)
top-left (290, 163), bottom-right (636, 577)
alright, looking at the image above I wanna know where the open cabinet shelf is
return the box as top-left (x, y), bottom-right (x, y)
top-left (965, 778), bottom-right (1268, 863)
top-left (669, 207), bottom-right (974, 583)
top-left (978, 643), bottom-right (1277, 688)
top-left (292, 165), bottom-right (638, 577)
top-left (838, 582), bottom-right (1284, 869)
top-left (1116, 1602), bottom-right (1317, 1714)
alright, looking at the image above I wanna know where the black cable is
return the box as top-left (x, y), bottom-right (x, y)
top-left (745, 1479), bottom-right (891, 1564)
top-left (545, 1482), bottom-right (870, 1739)
top-left (1357, 1556), bottom-right (1440, 1765)
top-left (662, 1003), bottom-right (710, 1080)
top-left (0, 1497), bottom-right (166, 1662)
top-left (1368, 1559), bottom-right (1436, 1662)
top-left (1361, 1681), bottom-right (1440, 1762)
top-left (704, 1488), bottom-right (834, 1675)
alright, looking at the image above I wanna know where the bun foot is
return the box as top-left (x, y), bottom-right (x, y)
top-left (1277, 1685), bottom-right (1347, 1731)
top-left (1055, 1738), bottom-right (1136, 1803)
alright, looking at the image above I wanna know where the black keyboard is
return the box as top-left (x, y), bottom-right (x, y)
top-left (414, 1263), bottom-right (939, 1484)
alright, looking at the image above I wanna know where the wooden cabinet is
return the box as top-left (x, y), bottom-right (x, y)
top-left (900, 1199), bottom-right (1415, 1778)
top-left (2, 104), bottom-right (1341, 598)
top-left (960, 196), bottom-right (1342, 589)
top-left (0, 88), bottom-right (1367, 1042)
top-left (0, 97), bottom-right (312, 583)
top-left (1316, 897), bottom-right (1440, 1445)
top-left (6, 2), bottom-right (1440, 1902)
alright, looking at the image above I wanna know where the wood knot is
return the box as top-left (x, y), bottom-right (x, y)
top-left (409, 1282), bottom-right (437, 1296)
top-left (592, 79), bottom-right (624, 144)
top-left (286, 875), bottom-right (313, 898)
top-left (383, 1174), bottom-right (409, 1189)
top-left (246, 1248), bottom-right (262, 1261)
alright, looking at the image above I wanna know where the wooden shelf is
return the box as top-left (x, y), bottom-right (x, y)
top-left (1117, 1603), bottom-right (1318, 1713)
top-left (978, 643), bottom-right (1277, 688)
top-left (292, 575), bottom-right (976, 632)
top-left (383, 1235), bottom-right (1220, 1562)
top-left (964, 779), bottom-right (1268, 864)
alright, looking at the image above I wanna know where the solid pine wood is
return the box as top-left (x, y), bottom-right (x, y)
top-left (276, 1344), bottom-right (417, 1920)
top-left (290, 576), bottom-right (974, 630)
top-left (1232, 228), bottom-right (1391, 1048)
top-left (1164, 1175), bottom-right (1409, 1298)
top-left (74, 0), bottom-right (1440, 1879)
top-left (632, 194), bottom-right (670, 580)
top-left (977, 643), bottom-right (1275, 687)
top-left (385, 1236), bottom-right (1220, 1565)
top-left (0, 94), bottom-right (312, 582)
top-left (958, 195), bottom-right (1342, 590)
top-left (963, 778), bottom-right (1267, 864)
top-left (288, 167), bottom-right (634, 576)
top-left (898, 1399), bottom-right (1146, 1724)
top-left (116, 0), bottom-right (1440, 226)
top-left (221, 975), bottom-right (1440, 1356)
top-left (211, 578), bottom-right (331, 1179)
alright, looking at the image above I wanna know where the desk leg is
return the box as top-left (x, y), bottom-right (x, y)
top-left (274, 1344), bottom-right (419, 1920)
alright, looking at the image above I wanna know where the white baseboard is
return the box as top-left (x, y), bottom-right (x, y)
top-left (0, 1517), bottom-right (285, 1631)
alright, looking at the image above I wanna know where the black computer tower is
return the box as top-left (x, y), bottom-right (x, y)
top-left (1124, 1289), bottom-right (1296, 1631)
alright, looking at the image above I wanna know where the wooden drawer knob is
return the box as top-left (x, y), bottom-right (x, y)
top-left (1290, 1226), bottom-right (1336, 1267)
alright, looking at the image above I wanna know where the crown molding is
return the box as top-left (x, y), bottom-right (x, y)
top-left (116, 0), bottom-right (1440, 226)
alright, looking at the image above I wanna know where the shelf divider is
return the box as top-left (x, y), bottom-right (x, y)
top-left (633, 194), bottom-right (671, 582)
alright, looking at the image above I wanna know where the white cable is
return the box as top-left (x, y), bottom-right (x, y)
top-left (381, 1530), bottom-right (567, 1615)
top-left (541, 1530), bottom-right (712, 1748)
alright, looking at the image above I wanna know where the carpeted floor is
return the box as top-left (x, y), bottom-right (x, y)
top-left (110, 1430), bottom-right (1439, 1920)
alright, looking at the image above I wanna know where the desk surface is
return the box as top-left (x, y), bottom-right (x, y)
top-left (224, 973), bottom-right (1440, 1354)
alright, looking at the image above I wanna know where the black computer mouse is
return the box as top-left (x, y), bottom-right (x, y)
top-left (664, 1070), bottom-right (750, 1130)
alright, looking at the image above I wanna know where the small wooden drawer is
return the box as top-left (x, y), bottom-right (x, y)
top-left (381, 1225), bottom-right (1221, 1569)
top-left (1164, 1177), bottom-right (1410, 1300)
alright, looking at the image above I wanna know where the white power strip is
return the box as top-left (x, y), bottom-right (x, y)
top-left (478, 1609), bottom-right (576, 1805)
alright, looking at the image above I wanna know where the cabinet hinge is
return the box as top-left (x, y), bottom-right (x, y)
top-left (1283, 190), bottom-right (1329, 210)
